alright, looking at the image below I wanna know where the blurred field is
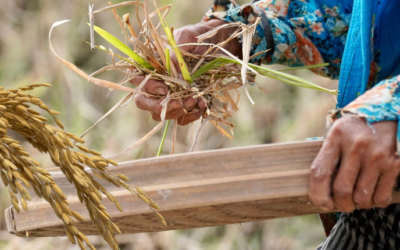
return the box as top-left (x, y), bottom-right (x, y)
top-left (0, 0), bottom-right (338, 249)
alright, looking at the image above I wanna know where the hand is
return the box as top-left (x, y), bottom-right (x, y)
top-left (131, 19), bottom-right (241, 125)
top-left (309, 116), bottom-right (400, 212)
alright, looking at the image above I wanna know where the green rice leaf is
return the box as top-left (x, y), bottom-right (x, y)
top-left (83, 40), bottom-right (135, 65)
top-left (190, 58), bottom-right (229, 81)
top-left (88, 23), bottom-right (154, 70)
top-left (157, 120), bottom-right (170, 157)
top-left (165, 48), bottom-right (171, 76)
top-left (154, 6), bottom-right (192, 83)
top-left (277, 63), bottom-right (329, 71)
top-left (191, 57), bottom-right (337, 94)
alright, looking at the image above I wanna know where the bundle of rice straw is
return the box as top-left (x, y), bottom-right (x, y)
top-left (50, 0), bottom-right (337, 158)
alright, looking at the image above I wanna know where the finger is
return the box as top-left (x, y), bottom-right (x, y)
top-left (197, 98), bottom-right (206, 110)
top-left (309, 139), bottom-right (341, 211)
top-left (183, 97), bottom-right (198, 112)
top-left (178, 102), bottom-right (205, 126)
top-left (164, 97), bottom-right (198, 120)
top-left (177, 102), bottom-right (206, 126)
top-left (130, 77), bottom-right (168, 96)
top-left (152, 97), bottom-right (200, 122)
top-left (177, 111), bottom-right (203, 126)
top-left (373, 160), bottom-right (400, 208)
top-left (151, 108), bottom-right (185, 121)
top-left (352, 161), bottom-right (379, 209)
top-left (332, 149), bottom-right (362, 212)
top-left (135, 95), bottom-right (182, 114)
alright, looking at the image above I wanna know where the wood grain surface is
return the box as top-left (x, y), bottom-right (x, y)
top-left (5, 140), bottom-right (399, 238)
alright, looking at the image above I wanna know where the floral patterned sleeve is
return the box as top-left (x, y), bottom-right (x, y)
top-left (203, 0), bottom-right (353, 80)
top-left (331, 76), bottom-right (400, 142)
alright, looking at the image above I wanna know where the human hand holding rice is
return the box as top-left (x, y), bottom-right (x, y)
top-left (130, 19), bottom-right (241, 125)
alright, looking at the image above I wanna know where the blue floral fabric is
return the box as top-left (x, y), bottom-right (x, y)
top-left (204, 0), bottom-right (354, 79)
top-left (341, 76), bottom-right (400, 124)
top-left (205, 0), bottom-right (400, 140)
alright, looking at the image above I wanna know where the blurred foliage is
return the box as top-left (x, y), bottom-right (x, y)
top-left (0, 0), bottom-right (338, 249)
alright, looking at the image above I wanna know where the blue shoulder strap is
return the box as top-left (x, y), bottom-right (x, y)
top-left (337, 0), bottom-right (374, 108)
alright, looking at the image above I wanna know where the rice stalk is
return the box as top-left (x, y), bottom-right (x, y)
top-left (157, 120), bottom-right (170, 157)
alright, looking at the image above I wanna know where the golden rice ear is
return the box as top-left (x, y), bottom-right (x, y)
top-left (0, 84), bottom-right (162, 250)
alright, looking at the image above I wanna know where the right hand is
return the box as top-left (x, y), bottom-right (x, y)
top-left (309, 116), bottom-right (400, 212)
top-left (130, 19), bottom-right (241, 125)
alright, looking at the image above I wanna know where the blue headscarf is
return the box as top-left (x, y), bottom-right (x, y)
top-left (338, 0), bottom-right (400, 108)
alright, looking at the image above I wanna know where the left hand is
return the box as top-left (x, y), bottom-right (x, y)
top-left (309, 116), bottom-right (400, 212)
top-left (130, 19), bottom-right (241, 125)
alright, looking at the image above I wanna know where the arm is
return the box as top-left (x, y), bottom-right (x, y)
top-left (309, 76), bottom-right (400, 212)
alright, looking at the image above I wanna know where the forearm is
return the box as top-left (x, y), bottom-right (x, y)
top-left (203, 0), bottom-right (352, 79)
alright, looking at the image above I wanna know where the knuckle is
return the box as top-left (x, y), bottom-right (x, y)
top-left (371, 150), bottom-right (386, 162)
top-left (352, 135), bottom-right (370, 149)
top-left (310, 164), bottom-right (330, 182)
top-left (329, 123), bottom-right (343, 137)
top-left (330, 117), bottom-right (352, 134)
top-left (333, 184), bottom-right (352, 198)
top-left (345, 136), bottom-right (370, 155)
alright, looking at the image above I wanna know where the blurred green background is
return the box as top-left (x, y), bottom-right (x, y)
top-left (0, 0), bottom-right (338, 249)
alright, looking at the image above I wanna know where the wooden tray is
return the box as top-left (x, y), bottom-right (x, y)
top-left (6, 140), bottom-right (395, 238)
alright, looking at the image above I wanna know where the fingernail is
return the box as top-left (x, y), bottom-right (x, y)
top-left (184, 98), bottom-right (197, 109)
top-left (156, 87), bottom-right (167, 95)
